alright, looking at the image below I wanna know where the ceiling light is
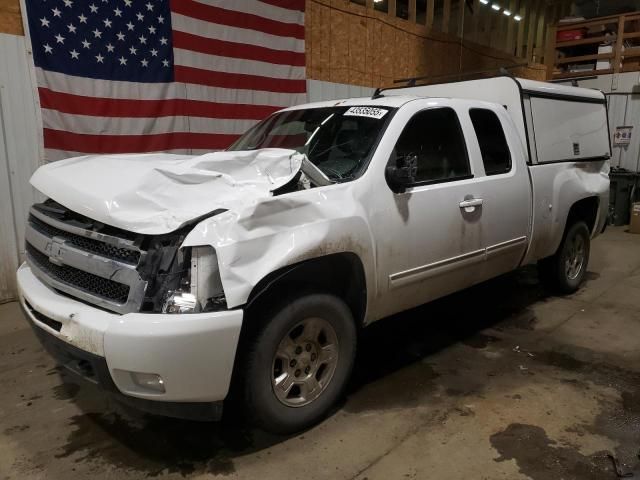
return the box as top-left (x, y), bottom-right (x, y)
top-left (491, 4), bottom-right (501, 11)
top-left (514, 14), bottom-right (522, 21)
top-left (503, 10), bottom-right (511, 16)
top-left (480, 0), bottom-right (489, 4)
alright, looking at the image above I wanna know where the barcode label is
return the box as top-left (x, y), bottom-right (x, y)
top-left (344, 107), bottom-right (389, 119)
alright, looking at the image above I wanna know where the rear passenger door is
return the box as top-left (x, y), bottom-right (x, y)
top-left (465, 107), bottom-right (532, 280)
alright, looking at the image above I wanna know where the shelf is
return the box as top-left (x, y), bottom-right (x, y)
top-left (622, 47), bottom-right (640, 58)
top-left (557, 16), bottom-right (621, 31)
top-left (552, 68), bottom-right (614, 80)
top-left (549, 11), bottom-right (640, 79)
top-left (556, 53), bottom-right (614, 64)
top-left (556, 36), bottom-right (609, 48)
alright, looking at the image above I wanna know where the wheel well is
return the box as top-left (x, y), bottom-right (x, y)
top-left (244, 252), bottom-right (367, 327)
top-left (566, 196), bottom-right (599, 235)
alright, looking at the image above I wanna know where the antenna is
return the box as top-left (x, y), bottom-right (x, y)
top-left (371, 87), bottom-right (384, 99)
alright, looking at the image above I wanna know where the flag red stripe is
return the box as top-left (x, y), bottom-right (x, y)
top-left (44, 128), bottom-right (239, 152)
top-left (172, 31), bottom-right (305, 67)
top-left (170, 0), bottom-right (304, 40)
top-left (258, 0), bottom-right (305, 12)
top-left (174, 65), bottom-right (306, 93)
top-left (38, 88), bottom-right (282, 120)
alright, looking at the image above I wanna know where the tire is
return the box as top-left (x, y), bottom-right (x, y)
top-left (538, 221), bottom-right (590, 294)
top-left (241, 293), bottom-right (357, 434)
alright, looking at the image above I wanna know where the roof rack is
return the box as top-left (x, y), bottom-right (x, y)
top-left (370, 63), bottom-right (528, 99)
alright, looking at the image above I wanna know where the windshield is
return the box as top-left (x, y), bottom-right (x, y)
top-left (228, 106), bottom-right (394, 181)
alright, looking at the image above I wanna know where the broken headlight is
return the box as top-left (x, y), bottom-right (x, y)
top-left (162, 292), bottom-right (198, 314)
top-left (162, 246), bottom-right (227, 314)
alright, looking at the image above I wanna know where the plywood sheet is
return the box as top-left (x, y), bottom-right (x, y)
top-left (306, 0), bottom-right (544, 88)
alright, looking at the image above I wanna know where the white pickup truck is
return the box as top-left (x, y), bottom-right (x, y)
top-left (17, 76), bottom-right (610, 433)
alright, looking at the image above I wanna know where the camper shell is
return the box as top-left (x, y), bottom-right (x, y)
top-left (384, 76), bottom-right (611, 166)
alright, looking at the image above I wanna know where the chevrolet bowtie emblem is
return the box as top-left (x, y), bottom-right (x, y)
top-left (47, 239), bottom-right (65, 267)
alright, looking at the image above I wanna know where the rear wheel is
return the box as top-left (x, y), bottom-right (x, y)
top-left (242, 293), bottom-right (356, 434)
top-left (538, 221), bottom-right (590, 294)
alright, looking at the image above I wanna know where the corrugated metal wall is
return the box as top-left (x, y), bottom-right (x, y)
top-left (607, 94), bottom-right (640, 172)
top-left (0, 32), bottom-right (42, 302)
top-left (306, 80), bottom-right (374, 103)
top-left (561, 72), bottom-right (640, 173)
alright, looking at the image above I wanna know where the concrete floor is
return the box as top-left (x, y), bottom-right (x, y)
top-left (2, 227), bottom-right (640, 480)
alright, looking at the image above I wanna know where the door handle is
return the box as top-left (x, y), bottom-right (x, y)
top-left (459, 198), bottom-right (483, 212)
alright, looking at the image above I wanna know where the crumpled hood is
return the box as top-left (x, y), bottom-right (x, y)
top-left (30, 148), bottom-right (304, 235)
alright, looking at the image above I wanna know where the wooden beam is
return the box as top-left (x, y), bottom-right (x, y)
top-left (544, 24), bottom-right (556, 79)
top-left (516, 1), bottom-right (527, 58)
top-left (389, 0), bottom-right (396, 17)
top-left (471, 0), bottom-right (480, 42)
top-left (483, 1), bottom-right (492, 46)
top-left (526, 0), bottom-right (541, 62)
top-left (442, 0), bottom-right (451, 33)
top-left (505, 0), bottom-right (517, 54)
top-left (614, 15), bottom-right (624, 73)
top-left (409, 0), bottom-right (417, 22)
top-left (552, 1), bottom-right (561, 24)
top-left (534, 2), bottom-right (547, 62)
top-left (458, 0), bottom-right (466, 38)
top-left (426, 0), bottom-right (435, 28)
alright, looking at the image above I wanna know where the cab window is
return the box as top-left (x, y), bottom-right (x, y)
top-left (469, 108), bottom-right (512, 175)
top-left (391, 107), bottom-right (471, 185)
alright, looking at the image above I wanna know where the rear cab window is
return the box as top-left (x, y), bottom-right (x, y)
top-left (469, 109), bottom-right (512, 175)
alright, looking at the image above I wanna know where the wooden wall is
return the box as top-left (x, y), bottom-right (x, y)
top-left (0, 0), bottom-right (23, 36)
top-left (1, 0), bottom-right (547, 84)
top-left (305, 0), bottom-right (547, 88)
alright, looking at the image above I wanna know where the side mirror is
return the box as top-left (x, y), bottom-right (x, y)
top-left (386, 154), bottom-right (418, 193)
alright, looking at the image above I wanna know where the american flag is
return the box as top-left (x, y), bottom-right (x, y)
top-left (24, 0), bottom-right (306, 161)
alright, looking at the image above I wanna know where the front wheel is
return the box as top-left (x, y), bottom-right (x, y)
top-left (538, 221), bottom-right (590, 294)
top-left (242, 293), bottom-right (357, 434)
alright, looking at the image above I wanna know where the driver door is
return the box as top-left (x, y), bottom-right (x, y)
top-left (370, 104), bottom-right (486, 319)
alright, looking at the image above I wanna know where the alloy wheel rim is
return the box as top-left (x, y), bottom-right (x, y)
top-left (565, 233), bottom-right (585, 280)
top-left (271, 317), bottom-right (339, 407)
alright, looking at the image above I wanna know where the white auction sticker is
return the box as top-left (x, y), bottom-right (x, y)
top-left (344, 106), bottom-right (388, 119)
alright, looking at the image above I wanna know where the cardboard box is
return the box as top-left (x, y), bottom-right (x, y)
top-left (631, 202), bottom-right (640, 234)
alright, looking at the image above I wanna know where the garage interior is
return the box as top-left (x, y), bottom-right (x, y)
top-left (2, 0), bottom-right (640, 479)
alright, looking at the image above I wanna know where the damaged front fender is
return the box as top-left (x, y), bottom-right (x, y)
top-left (181, 184), bottom-right (377, 315)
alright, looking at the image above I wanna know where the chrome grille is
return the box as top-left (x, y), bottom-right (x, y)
top-left (28, 214), bottom-right (141, 265)
top-left (25, 206), bottom-right (147, 314)
top-left (26, 244), bottom-right (131, 304)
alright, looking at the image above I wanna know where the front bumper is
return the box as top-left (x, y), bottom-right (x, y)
top-left (17, 263), bottom-right (243, 419)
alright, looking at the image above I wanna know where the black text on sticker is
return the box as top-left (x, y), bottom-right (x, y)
top-left (344, 107), bottom-right (388, 119)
